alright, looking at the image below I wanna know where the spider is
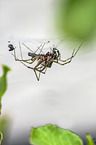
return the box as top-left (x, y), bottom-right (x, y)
top-left (8, 41), bottom-right (83, 81)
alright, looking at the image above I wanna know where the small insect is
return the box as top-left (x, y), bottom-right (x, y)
top-left (8, 41), bottom-right (83, 81)
top-left (8, 44), bottom-right (15, 51)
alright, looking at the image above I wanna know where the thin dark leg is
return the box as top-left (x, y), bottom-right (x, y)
top-left (73, 42), bottom-right (83, 57)
top-left (22, 42), bottom-right (45, 54)
top-left (12, 53), bottom-right (33, 63)
top-left (22, 43), bottom-right (34, 52)
top-left (58, 42), bottom-right (83, 63)
top-left (11, 45), bottom-right (35, 64)
top-left (37, 66), bottom-right (46, 73)
top-left (19, 61), bottom-right (43, 81)
top-left (53, 57), bottom-right (73, 65)
top-left (34, 69), bottom-right (40, 81)
top-left (39, 41), bottom-right (50, 54)
top-left (39, 42), bottom-right (46, 54)
top-left (35, 44), bottom-right (42, 53)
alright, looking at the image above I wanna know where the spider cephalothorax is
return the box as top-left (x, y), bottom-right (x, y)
top-left (52, 48), bottom-right (61, 60)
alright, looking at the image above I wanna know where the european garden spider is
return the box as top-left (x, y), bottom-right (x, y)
top-left (8, 41), bottom-right (83, 81)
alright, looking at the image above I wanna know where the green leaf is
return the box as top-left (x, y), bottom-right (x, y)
top-left (30, 124), bottom-right (83, 145)
top-left (86, 134), bottom-right (95, 145)
top-left (0, 115), bottom-right (11, 145)
top-left (0, 131), bottom-right (3, 144)
top-left (56, 0), bottom-right (96, 41)
top-left (0, 65), bottom-right (11, 114)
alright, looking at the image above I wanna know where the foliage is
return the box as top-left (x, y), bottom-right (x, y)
top-left (0, 115), bottom-right (11, 145)
top-left (0, 65), bottom-right (11, 114)
top-left (30, 124), bottom-right (83, 145)
top-left (86, 134), bottom-right (95, 145)
top-left (55, 0), bottom-right (96, 41)
top-left (0, 131), bottom-right (3, 145)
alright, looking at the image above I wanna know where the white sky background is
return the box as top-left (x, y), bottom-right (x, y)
top-left (0, 0), bottom-right (96, 143)
top-left (0, 0), bottom-right (54, 39)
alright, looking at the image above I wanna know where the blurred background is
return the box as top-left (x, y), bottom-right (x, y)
top-left (0, 0), bottom-right (96, 145)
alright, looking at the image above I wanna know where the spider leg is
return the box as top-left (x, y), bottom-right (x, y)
top-left (19, 61), bottom-right (45, 81)
top-left (58, 51), bottom-right (74, 63)
top-left (53, 47), bottom-right (79, 65)
top-left (18, 60), bottom-right (45, 74)
top-left (22, 42), bottom-right (34, 52)
top-left (23, 40), bottom-right (50, 55)
top-left (11, 45), bottom-right (36, 64)
top-left (22, 42), bottom-right (45, 54)
top-left (35, 65), bottom-right (47, 74)
top-left (10, 43), bottom-right (31, 62)
top-left (34, 65), bottom-right (47, 81)
top-left (35, 44), bottom-right (42, 53)
top-left (42, 67), bottom-right (47, 74)
top-left (13, 44), bottom-right (45, 74)
top-left (72, 42), bottom-right (83, 57)
top-left (21, 62), bottom-right (40, 81)
top-left (37, 66), bottom-right (47, 74)
top-left (13, 46), bottom-right (17, 60)
top-left (53, 58), bottom-right (72, 65)
top-left (35, 65), bottom-right (46, 81)
top-left (34, 69), bottom-right (40, 81)
top-left (58, 42), bottom-right (83, 63)
top-left (58, 48), bottom-right (75, 63)
top-left (21, 42), bottom-right (45, 65)
top-left (11, 53), bottom-right (33, 63)
top-left (19, 41), bottom-right (23, 59)
top-left (39, 42), bottom-right (46, 54)
top-left (22, 42), bottom-right (43, 54)
top-left (34, 59), bottom-right (44, 69)
top-left (38, 41), bottom-right (50, 54)
top-left (38, 67), bottom-right (47, 74)
top-left (53, 52), bottom-right (74, 65)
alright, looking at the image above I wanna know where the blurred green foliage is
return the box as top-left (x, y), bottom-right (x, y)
top-left (0, 116), bottom-right (11, 145)
top-left (0, 131), bottom-right (3, 144)
top-left (30, 124), bottom-right (82, 145)
top-left (0, 65), bottom-right (11, 114)
top-left (0, 116), bottom-right (10, 132)
top-left (55, 0), bottom-right (96, 41)
top-left (86, 134), bottom-right (95, 145)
